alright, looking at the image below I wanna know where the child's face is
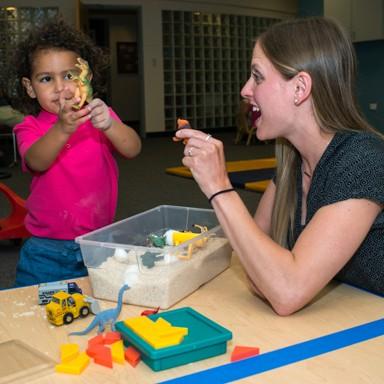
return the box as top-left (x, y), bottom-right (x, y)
top-left (21, 49), bottom-right (79, 114)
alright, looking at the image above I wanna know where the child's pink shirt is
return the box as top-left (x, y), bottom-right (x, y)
top-left (14, 109), bottom-right (120, 239)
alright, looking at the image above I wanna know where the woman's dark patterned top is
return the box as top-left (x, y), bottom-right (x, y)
top-left (291, 131), bottom-right (384, 296)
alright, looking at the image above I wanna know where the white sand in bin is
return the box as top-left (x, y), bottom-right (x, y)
top-left (88, 237), bottom-right (232, 309)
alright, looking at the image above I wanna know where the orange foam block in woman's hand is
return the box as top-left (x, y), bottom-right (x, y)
top-left (173, 118), bottom-right (191, 144)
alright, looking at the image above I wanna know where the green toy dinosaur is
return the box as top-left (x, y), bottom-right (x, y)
top-left (69, 284), bottom-right (129, 336)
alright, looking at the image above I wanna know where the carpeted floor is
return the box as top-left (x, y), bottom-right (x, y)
top-left (0, 130), bottom-right (274, 289)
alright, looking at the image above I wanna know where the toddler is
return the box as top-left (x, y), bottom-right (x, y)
top-left (7, 18), bottom-right (141, 286)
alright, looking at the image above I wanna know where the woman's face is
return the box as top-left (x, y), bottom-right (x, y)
top-left (241, 42), bottom-right (296, 141)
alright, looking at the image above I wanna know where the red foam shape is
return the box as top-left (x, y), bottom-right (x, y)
top-left (230, 345), bottom-right (260, 362)
top-left (125, 346), bottom-right (141, 367)
top-left (0, 182), bottom-right (30, 240)
top-left (141, 306), bottom-right (160, 316)
top-left (103, 331), bottom-right (121, 344)
top-left (86, 343), bottom-right (106, 358)
top-left (88, 334), bottom-right (104, 348)
top-left (93, 345), bottom-right (113, 368)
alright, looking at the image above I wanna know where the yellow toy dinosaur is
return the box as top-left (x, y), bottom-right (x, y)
top-left (148, 224), bottom-right (209, 260)
top-left (70, 57), bottom-right (93, 110)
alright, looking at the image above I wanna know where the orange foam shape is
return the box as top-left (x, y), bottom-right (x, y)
top-left (125, 346), bottom-right (141, 367)
top-left (93, 345), bottom-right (113, 368)
top-left (104, 331), bottom-right (121, 345)
top-left (87, 334), bottom-right (104, 348)
top-left (230, 345), bottom-right (260, 362)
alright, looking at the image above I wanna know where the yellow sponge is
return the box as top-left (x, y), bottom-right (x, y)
top-left (55, 352), bottom-right (90, 374)
top-left (59, 343), bottom-right (79, 363)
top-left (110, 340), bottom-right (125, 364)
top-left (124, 316), bottom-right (188, 349)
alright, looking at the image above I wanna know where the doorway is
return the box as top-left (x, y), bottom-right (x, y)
top-left (85, 6), bottom-right (143, 137)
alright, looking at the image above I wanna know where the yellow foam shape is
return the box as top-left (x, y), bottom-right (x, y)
top-left (124, 317), bottom-right (173, 335)
top-left (55, 352), bottom-right (90, 374)
top-left (151, 333), bottom-right (186, 349)
top-left (124, 316), bottom-right (188, 349)
top-left (124, 316), bottom-right (152, 330)
top-left (60, 343), bottom-right (79, 363)
top-left (154, 318), bottom-right (188, 338)
top-left (110, 340), bottom-right (125, 364)
top-left (154, 317), bottom-right (171, 330)
top-left (158, 326), bottom-right (188, 338)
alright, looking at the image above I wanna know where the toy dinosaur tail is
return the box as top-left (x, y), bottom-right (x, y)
top-left (69, 316), bottom-right (99, 336)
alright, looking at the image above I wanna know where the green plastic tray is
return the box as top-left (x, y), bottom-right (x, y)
top-left (115, 306), bottom-right (232, 371)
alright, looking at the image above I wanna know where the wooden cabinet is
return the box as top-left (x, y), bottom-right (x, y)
top-left (324, 0), bottom-right (384, 42)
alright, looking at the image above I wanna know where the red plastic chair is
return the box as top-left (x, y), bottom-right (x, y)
top-left (0, 182), bottom-right (30, 241)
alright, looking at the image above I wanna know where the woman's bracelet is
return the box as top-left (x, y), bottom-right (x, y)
top-left (208, 188), bottom-right (235, 204)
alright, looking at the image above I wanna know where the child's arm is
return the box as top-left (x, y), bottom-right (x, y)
top-left (25, 89), bottom-right (90, 172)
top-left (87, 98), bottom-right (141, 158)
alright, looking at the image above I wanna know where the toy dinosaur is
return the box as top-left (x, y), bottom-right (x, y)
top-left (148, 224), bottom-right (208, 260)
top-left (70, 57), bottom-right (93, 110)
top-left (69, 284), bottom-right (129, 336)
top-left (148, 224), bottom-right (208, 248)
top-left (140, 251), bottom-right (164, 268)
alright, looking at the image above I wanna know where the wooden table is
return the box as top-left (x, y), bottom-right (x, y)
top-left (0, 257), bottom-right (383, 383)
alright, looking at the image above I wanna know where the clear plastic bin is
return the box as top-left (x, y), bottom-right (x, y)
top-left (76, 205), bottom-right (232, 309)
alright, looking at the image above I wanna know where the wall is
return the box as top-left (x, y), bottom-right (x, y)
top-left (1, 0), bottom-right (77, 23)
top-left (100, 13), bottom-right (139, 123)
top-left (355, 41), bottom-right (384, 131)
top-left (298, 0), bottom-right (384, 132)
top-left (298, 0), bottom-right (323, 16)
top-left (3, 0), bottom-right (297, 134)
top-left (82, 0), bottom-right (298, 134)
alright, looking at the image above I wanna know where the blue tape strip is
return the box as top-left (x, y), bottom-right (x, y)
top-left (160, 318), bottom-right (384, 384)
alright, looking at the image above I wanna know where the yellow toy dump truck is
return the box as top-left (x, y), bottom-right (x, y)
top-left (46, 291), bottom-right (93, 326)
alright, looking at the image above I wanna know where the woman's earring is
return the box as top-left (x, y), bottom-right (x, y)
top-left (294, 85), bottom-right (300, 105)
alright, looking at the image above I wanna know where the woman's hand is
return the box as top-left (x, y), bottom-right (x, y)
top-left (175, 128), bottom-right (232, 198)
top-left (87, 98), bottom-right (113, 131)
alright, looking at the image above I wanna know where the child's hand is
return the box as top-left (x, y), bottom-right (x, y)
top-left (57, 88), bottom-right (91, 134)
top-left (87, 98), bottom-right (113, 131)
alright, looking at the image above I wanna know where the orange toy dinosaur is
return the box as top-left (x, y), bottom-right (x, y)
top-left (173, 118), bottom-right (191, 144)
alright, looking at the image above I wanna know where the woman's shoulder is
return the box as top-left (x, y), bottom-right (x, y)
top-left (330, 131), bottom-right (384, 162)
top-left (338, 130), bottom-right (384, 147)
top-left (316, 130), bottom-right (384, 184)
top-left (315, 131), bottom-right (384, 206)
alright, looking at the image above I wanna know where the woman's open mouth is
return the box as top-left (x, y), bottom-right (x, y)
top-left (252, 104), bottom-right (261, 124)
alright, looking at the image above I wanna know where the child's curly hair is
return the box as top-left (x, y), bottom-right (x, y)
top-left (6, 17), bottom-right (109, 116)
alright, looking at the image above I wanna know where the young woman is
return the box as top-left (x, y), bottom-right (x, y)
top-left (175, 17), bottom-right (384, 315)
